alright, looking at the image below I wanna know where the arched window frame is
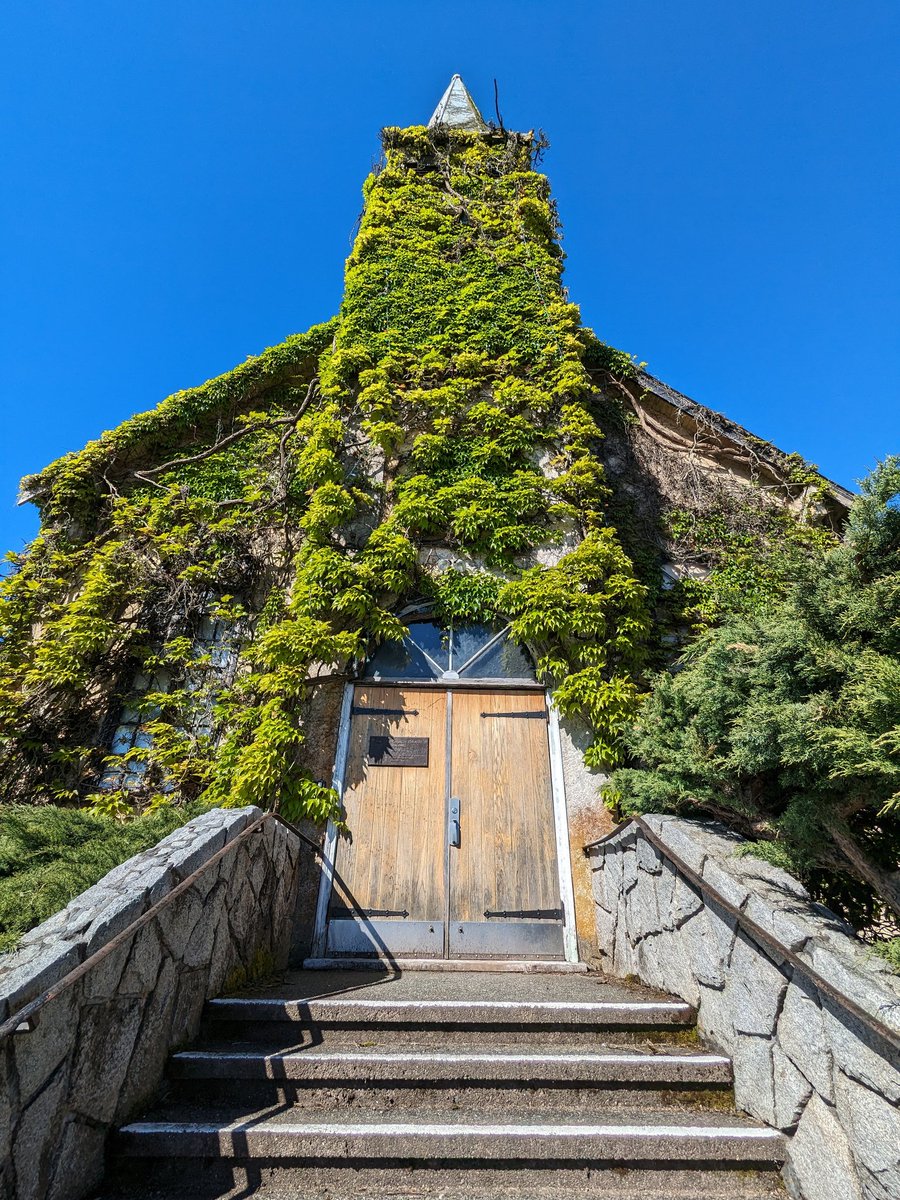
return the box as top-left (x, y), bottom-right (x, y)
top-left (361, 617), bottom-right (537, 684)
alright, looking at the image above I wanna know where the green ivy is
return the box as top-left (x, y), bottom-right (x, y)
top-left (0, 124), bottom-right (654, 818)
top-left (665, 496), bottom-right (839, 625)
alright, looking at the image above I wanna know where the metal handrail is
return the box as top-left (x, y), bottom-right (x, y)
top-left (0, 810), bottom-right (322, 1044)
top-left (585, 815), bottom-right (900, 1054)
top-left (269, 810), bottom-right (326, 861)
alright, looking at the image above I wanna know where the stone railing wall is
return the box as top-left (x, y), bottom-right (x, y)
top-left (586, 815), bottom-right (900, 1200)
top-left (0, 806), bottom-right (314, 1200)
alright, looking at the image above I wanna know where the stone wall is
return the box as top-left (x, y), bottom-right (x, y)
top-left (587, 815), bottom-right (900, 1200)
top-left (0, 806), bottom-right (310, 1200)
top-left (556, 714), bottom-right (615, 960)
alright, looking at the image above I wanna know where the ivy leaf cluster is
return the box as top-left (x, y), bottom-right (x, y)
top-left (0, 124), bottom-right (650, 822)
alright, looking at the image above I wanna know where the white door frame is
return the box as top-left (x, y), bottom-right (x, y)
top-left (309, 680), bottom-right (579, 964)
top-left (546, 691), bottom-right (579, 963)
top-left (309, 681), bottom-right (354, 960)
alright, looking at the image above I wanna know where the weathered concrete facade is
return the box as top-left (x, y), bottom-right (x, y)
top-left (555, 715), bottom-right (615, 959)
top-left (587, 815), bottom-right (900, 1200)
top-left (0, 807), bottom-right (312, 1200)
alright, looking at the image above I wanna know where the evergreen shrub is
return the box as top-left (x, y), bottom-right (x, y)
top-left (610, 458), bottom-right (900, 928)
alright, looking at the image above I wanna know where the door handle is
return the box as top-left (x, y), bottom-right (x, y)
top-left (448, 796), bottom-right (461, 847)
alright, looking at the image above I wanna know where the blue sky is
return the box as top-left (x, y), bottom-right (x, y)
top-left (2, 1), bottom-right (898, 555)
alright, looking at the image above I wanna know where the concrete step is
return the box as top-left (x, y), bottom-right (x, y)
top-left (170, 1045), bottom-right (732, 1086)
top-left (96, 1160), bottom-right (787, 1199)
top-left (205, 996), bottom-right (696, 1031)
top-left (201, 1020), bottom-right (700, 1049)
top-left (96, 1161), bottom-right (787, 1199)
top-left (165, 1039), bottom-right (733, 1112)
top-left (303, 957), bottom-right (589, 973)
top-left (116, 1107), bottom-right (786, 1166)
top-left (165, 1083), bottom-right (737, 1116)
top-left (214, 967), bottom-right (677, 1008)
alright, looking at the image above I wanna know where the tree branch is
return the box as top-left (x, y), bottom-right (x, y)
top-left (826, 818), bottom-right (900, 922)
top-left (133, 379), bottom-right (320, 481)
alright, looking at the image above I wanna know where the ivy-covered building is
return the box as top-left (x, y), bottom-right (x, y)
top-left (1, 75), bottom-right (850, 961)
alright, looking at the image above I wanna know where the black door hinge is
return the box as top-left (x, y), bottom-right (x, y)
top-left (480, 710), bottom-right (548, 720)
top-left (483, 906), bottom-right (563, 921)
top-left (352, 707), bottom-right (419, 717)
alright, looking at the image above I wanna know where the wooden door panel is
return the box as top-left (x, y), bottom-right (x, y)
top-left (329, 685), bottom-right (446, 922)
top-left (449, 690), bottom-right (560, 924)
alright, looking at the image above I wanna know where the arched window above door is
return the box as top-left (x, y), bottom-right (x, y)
top-left (362, 621), bottom-right (536, 683)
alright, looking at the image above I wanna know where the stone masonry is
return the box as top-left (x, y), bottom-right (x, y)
top-left (587, 815), bottom-right (900, 1200)
top-left (0, 806), bottom-right (308, 1200)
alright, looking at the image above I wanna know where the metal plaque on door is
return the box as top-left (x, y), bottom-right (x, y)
top-left (367, 735), bottom-right (430, 767)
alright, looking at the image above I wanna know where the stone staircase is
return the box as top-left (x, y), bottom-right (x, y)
top-left (97, 969), bottom-right (787, 1199)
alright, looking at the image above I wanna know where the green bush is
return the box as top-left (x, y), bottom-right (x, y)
top-left (0, 802), bottom-right (207, 952)
top-left (610, 457), bottom-right (900, 928)
top-left (871, 937), bottom-right (900, 973)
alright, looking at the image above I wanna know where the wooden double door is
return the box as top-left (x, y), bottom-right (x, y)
top-left (325, 684), bottom-right (565, 960)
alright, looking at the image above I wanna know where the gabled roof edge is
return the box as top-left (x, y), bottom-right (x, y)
top-left (636, 370), bottom-right (856, 510)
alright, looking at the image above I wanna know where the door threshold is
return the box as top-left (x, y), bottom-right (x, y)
top-left (302, 957), bottom-right (588, 974)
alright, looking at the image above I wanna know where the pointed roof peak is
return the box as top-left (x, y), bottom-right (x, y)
top-left (428, 74), bottom-right (488, 132)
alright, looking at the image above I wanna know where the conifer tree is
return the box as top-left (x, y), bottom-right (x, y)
top-left (611, 458), bottom-right (900, 923)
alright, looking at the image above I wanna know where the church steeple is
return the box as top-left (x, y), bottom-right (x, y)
top-left (427, 74), bottom-right (488, 132)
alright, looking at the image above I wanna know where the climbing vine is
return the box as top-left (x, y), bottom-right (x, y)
top-left (578, 364), bottom-right (844, 640)
top-left (663, 494), bottom-right (838, 625)
top-left (0, 124), bottom-right (652, 819)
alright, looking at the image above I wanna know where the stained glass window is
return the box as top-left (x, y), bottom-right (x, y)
top-left (99, 612), bottom-right (239, 791)
top-left (363, 621), bottom-right (536, 682)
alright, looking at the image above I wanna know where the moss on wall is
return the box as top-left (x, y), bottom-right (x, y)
top-left (1, 122), bottom-right (840, 824)
top-left (0, 125), bottom-right (651, 818)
